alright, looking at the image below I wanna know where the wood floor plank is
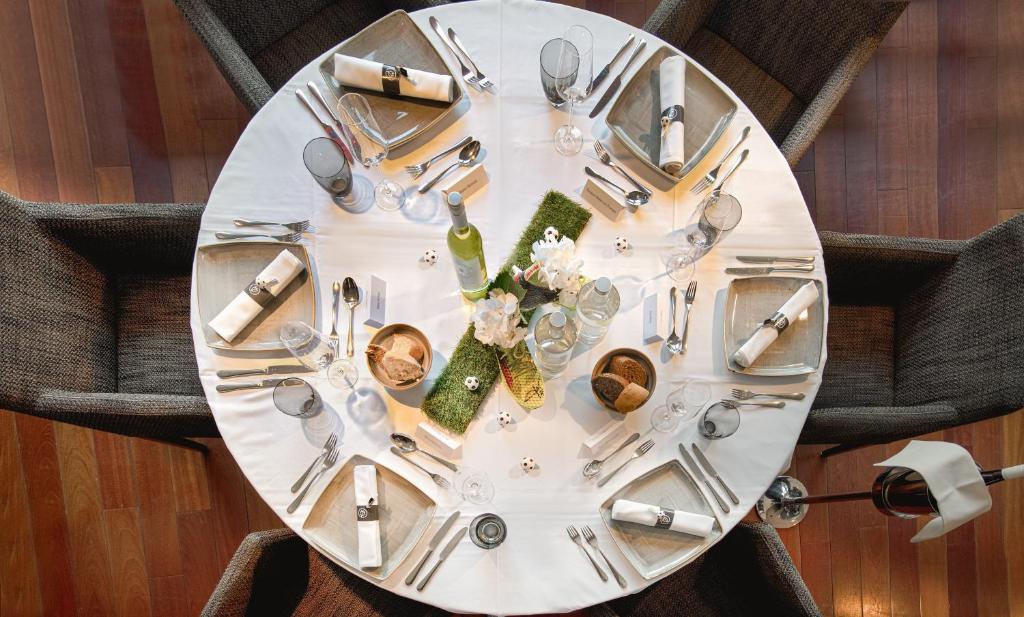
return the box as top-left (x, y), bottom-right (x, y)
top-left (0, 66), bottom-right (20, 193)
top-left (795, 170), bottom-right (816, 222)
top-left (876, 47), bottom-right (908, 191)
top-left (996, 0), bottom-right (1024, 216)
top-left (999, 209), bottom-right (1023, 223)
top-left (169, 443), bottom-right (211, 513)
top-left (103, 508), bottom-right (153, 617)
top-left (200, 118), bottom-right (243, 191)
top-left (937, 0), bottom-right (967, 240)
top-left (885, 439), bottom-right (920, 617)
top-left (243, 479), bottom-right (284, 532)
top-left (92, 431), bottom-right (138, 510)
top-left (150, 575), bottom-right (190, 617)
top-left (827, 451), bottom-right (866, 617)
top-left (943, 425), bottom-right (979, 617)
top-left (917, 514), bottom-right (951, 617)
top-left (203, 439), bottom-right (249, 565)
top-left (972, 419), bottom-right (1010, 617)
top-left (843, 58), bottom-right (879, 234)
top-left (860, 525), bottom-right (892, 617)
top-left (1003, 411), bottom-right (1024, 617)
top-left (178, 510), bottom-right (228, 616)
top-left (878, 189), bottom-right (909, 236)
top-left (183, 22), bottom-right (240, 124)
top-left (0, 412), bottom-right (45, 617)
top-left (132, 439), bottom-right (182, 577)
top-left (94, 165), bottom-right (137, 204)
top-left (812, 114), bottom-right (847, 232)
top-left (794, 444), bottom-right (833, 616)
top-left (906, 0), bottom-right (940, 237)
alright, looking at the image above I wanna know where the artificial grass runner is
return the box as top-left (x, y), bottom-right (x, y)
top-left (421, 190), bottom-right (592, 434)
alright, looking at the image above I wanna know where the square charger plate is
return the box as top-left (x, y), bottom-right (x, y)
top-left (599, 460), bottom-right (722, 580)
top-left (195, 242), bottom-right (315, 351)
top-left (723, 277), bottom-right (825, 376)
top-left (318, 10), bottom-right (463, 149)
top-left (302, 454), bottom-right (437, 581)
top-left (606, 45), bottom-right (737, 184)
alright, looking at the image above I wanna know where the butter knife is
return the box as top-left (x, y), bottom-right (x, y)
top-left (678, 444), bottom-right (730, 513)
top-left (736, 256), bottom-right (815, 264)
top-left (306, 81), bottom-right (364, 166)
top-left (295, 90), bottom-right (354, 165)
top-left (416, 526), bottom-right (467, 591)
top-left (405, 511), bottom-right (461, 585)
top-left (725, 265), bottom-right (815, 275)
top-left (216, 378), bottom-right (284, 393)
top-left (589, 39), bottom-right (646, 118)
top-left (216, 365), bottom-right (314, 379)
top-left (591, 33), bottom-right (634, 92)
top-left (690, 443), bottom-right (740, 505)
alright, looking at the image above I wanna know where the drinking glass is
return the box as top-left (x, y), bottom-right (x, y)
top-left (651, 379), bottom-right (712, 432)
top-left (553, 26), bottom-right (593, 155)
top-left (336, 93), bottom-right (406, 211)
top-left (539, 37), bottom-right (578, 108)
top-left (699, 402), bottom-right (741, 439)
top-left (279, 321), bottom-right (359, 391)
top-left (685, 192), bottom-right (743, 250)
top-left (302, 137), bottom-right (368, 209)
top-left (664, 248), bottom-right (697, 282)
top-left (454, 467), bottom-right (495, 504)
top-left (273, 377), bottom-right (323, 418)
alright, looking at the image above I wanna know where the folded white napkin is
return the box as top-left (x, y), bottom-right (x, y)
top-left (355, 464), bottom-right (382, 568)
top-left (658, 55), bottom-right (686, 176)
top-left (611, 499), bottom-right (715, 537)
top-left (208, 250), bottom-right (306, 343)
top-left (334, 55), bottom-right (455, 103)
top-left (733, 281), bottom-right (819, 367)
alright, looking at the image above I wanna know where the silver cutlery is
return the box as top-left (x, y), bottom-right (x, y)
top-left (390, 447), bottom-right (452, 489)
top-left (725, 265), bottom-right (815, 275)
top-left (678, 443), bottom-right (730, 513)
top-left (665, 287), bottom-right (683, 355)
top-left (730, 389), bottom-right (806, 401)
top-left (589, 39), bottom-right (646, 118)
top-left (584, 166), bottom-right (649, 209)
top-left (429, 16), bottom-right (479, 89)
top-left (329, 281), bottom-right (341, 356)
top-left (582, 432), bottom-right (640, 478)
top-left (306, 81), bottom-right (363, 166)
top-left (215, 379), bottom-right (284, 393)
top-left (214, 231), bottom-right (303, 242)
top-left (291, 433), bottom-right (338, 493)
top-left (405, 510), bottom-right (461, 585)
top-left (295, 89), bottom-right (354, 164)
top-left (566, 525), bottom-right (607, 582)
top-left (233, 218), bottom-right (310, 232)
top-left (690, 126), bottom-right (749, 193)
top-left (418, 140), bottom-right (480, 193)
top-left (391, 433), bottom-right (459, 472)
top-left (581, 525), bottom-right (626, 588)
top-left (592, 33), bottom-right (634, 91)
top-left (448, 27), bottom-right (494, 90)
top-left (416, 526), bottom-right (467, 591)
top-left (679, 280), bottom-right (697, 353)
top-left (736, 255), bottom-right (815, 265)
top-left (287, 447), bottom-right (339, 514)
top-left (594, 140), bottom-right (651, 195)
top-left (597, 439), bottom-right (654, 488)
top-left (342, 277), bottom-right (359, 358)
top-left (711, 148), bottom-right (748, 196)
top-left (216, 365), bottom-right (314, 379)
top-left (720, 399), bottom-right (786, 409)
top-left (690, 443), bottom-right (739, 506)
top-left (404, 135), bottom-right (473, 178)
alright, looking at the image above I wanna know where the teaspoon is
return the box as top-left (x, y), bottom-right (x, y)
top-left (390, 433), bottom-right (459, 472)
top-left (584, 166), bottom-right (649, 208)
top-left (582, 432), bottom-right (640, 478)
top-left (342, 277), bottom-right (359, 358)
top-left (418, 140), bottom-right (481, 193)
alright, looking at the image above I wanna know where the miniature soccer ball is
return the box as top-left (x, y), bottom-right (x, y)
top-left (422, 249), bottom-right (438, 265)
top-left (464, 376), bottom-right (480, 391)
top-left (543, 226), bottom-right (560, 242)
top-left (614, 236), bottom-right (630, 253)
top-left (497, 411), bottom-right (513, 427)
top-left (520, 456), bottom-right (537, 472)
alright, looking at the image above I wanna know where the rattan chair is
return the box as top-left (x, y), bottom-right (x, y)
top-left (643, 0), bottom-right (907, 167)
top-left (174, 0), bottom-right (453, 114)
top-left (203, 529), bottom-right (438, 616)
top-left (589, 521), bottom-right (820, 617)
top-left (0, 190), bottom-right (215, 451)
top-left (802, 215), bottom-right (1024, 456)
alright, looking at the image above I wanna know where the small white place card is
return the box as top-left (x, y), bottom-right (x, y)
top-left (582, 419), bottom-right (628, 456)
top-left (364, 275), bottom-right (386, 328)
top-left (439, 163), bottom-right (488, 200)
top-left (642, 292), bottom-right (666, 344)
top-left (582, 178), bottom-right (625, 221)
top-left (416, 421), bottom-right (463, 457)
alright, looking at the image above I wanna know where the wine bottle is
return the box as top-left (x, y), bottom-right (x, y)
top-left (872, 464), bottom-right (1024, 516)
top-left (445, 192), bottom-right (488, 300)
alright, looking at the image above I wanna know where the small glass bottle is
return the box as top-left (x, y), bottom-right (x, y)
top-left (534, 310), bottom-right (577, 378)
top-left (446, 192), bottom-right (489, 300)
top-left (576, 277), bottom-right (619, 345)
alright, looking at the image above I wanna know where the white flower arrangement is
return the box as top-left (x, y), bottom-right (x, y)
top-left (471, 290), bottom-right (528, 349)
top-left (530, 236), bottom-right (584, 297)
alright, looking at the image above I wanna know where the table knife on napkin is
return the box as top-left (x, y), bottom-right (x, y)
top-left (592, 33), bottom-right (634, 92)
top-left (736, 256), bottom-right (815, 264)
top-left (416, 526), bottom-right (467, 591)
top-left (589, 39), bottom-right (646, 118)
top-left (405, 511), bottom-right (461, 585)
top-left (679, 444), bottom-right (730, 513)
top-left (216, 379), bottom-right (285, 393)
top-left (725, 265), bottom-right (815, 275)
top-left (216, 365), bottom-right (314, 379)
top-left (690, 444), bottom-right (740, 505)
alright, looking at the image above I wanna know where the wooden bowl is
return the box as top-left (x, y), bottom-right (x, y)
top-left (590, 348), bottom-right (657, 413)
top-left (366, 324), bottom-right (432, 391)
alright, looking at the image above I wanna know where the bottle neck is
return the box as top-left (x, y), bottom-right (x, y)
top-left (448, 202), bottom-right (470, 232)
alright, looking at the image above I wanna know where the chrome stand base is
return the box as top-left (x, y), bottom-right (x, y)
top-left (756, 476), bottom-right (809, 528)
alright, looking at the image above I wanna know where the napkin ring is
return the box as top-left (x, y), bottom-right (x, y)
top-left (356, 498), bottom-right (379, 522)
top-left (654, 509), bottom-right (675, 529)
top-left (762, 311), bottom-right (789, 334)
top-left (381, 64), bottom-right (416, 96)
top-left (660, 104), bottom-right (684, 134)
top-left (244, 277), bottom-right (278, 307)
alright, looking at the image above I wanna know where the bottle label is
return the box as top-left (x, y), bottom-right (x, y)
top-left (453, 255), bottom-right (485, 290)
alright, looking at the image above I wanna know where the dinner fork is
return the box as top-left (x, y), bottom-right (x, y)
top-left (720, 399), bottom-right (786, 409)
top-left (581, 525), bottom-right (626, 587)
top-left (290, 433), bottom-right (338, 493)
top-left (679, 281), bottom-right (697, 352)
top-left (287, 447), bottom-right (339, 513)
top-left (730, 389), bottom-right (806, 401)
top-left (390, 447), bottom-right (452, 489)
top-left (597, 440), bottom-right (654, 487)
top-left (690, 126), bottom-right (749, 194)
top-left (233, 218), bottom-right (311, 232)
top-left (448, 27), bottom-right (495, 90)
top-left (404, 135), bottom-right (473, 178)
top-left (594, 141), bottom-right (651, 195)
top-left (429, 17), bottom-right (480, 89)
top-left (566, 525), bottom-right (607, 582)
top-left (215, 231), bottom-right (303, 242)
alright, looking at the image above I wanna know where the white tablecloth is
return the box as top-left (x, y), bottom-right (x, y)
top-left (190, 1), bottom-right (827, 614)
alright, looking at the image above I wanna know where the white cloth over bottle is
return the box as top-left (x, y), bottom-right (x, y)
top-left (334, 55), bottom-right (455, 103)
top-left (658, 55), bottom-right (686, 175)
top-left (207, 250), bottom-right (306, 342)
top-left (874, 441), bottom-right (991, 543)
top-left (354, 465), bottom-right (383, 568)
top-left (611, 499), bottom-right (715, 537)
top-left (733, 281), bottom-right (819, 367)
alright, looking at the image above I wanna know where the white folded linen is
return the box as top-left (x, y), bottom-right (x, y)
top-left (355, 464), bottom-right (382, 568)
top-left (334, 55), bottom-right (455, 103)
top-left (208, 250), bottom-right (305, 343)
top-left (732, 281), bottom-right (819, 367)
top-left (611, 499), bottom-right (715, 536)
top-left (658, 55), bottom-right (686, 176)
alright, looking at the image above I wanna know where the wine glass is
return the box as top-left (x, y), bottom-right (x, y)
top-left (302, 136), bottom-right (370, 210)
top-left (279, 321), bottom-right (358, 391)
top-left (553, 25), bottom-right (593, 156)
top-left (336, 93), bottom-right (406, 211)
top-left (698, 401), bottom-right (741, 439)
top-left (685, 192), bottom-right (743, 251)
top-left (453, 467), bottom-right (495, 504)
top-left (651, 379), bottom-right (712, 432)
top-left (664, 247), bottom-right (697, 282)
top-left (272, 378), bottom-right (323, 418)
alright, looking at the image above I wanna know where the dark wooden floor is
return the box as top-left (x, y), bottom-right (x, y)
top-left (0, 0), bottom-right (1021, 615)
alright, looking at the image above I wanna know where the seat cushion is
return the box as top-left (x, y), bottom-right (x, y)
top-left (814, 304), bottom-right (896, 409)
top-left (117, 274), bottom-right (203, 396)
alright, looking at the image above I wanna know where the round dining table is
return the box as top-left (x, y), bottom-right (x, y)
top-left (190, 0), bottom-right (828, 613)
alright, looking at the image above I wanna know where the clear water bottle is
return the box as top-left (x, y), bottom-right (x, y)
top-left (534, 310), bottom-right (577, 378)
top-left (576, 277), bottom-right (619, 345)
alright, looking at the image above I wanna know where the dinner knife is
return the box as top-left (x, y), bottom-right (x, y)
top-left (690, 443), bottom-right (740, 505)
top-left (725, 265), bottom-right (815, 275)
top-left (736, 256), bottom-right (815, 264)
top-left (591, 33), bottom-right (634, 92)
top-left (295, 89), bottom-right (355, 164)
top-left (416, 526), bottom-right (468, 591)
top-left (216, 378), bottom-right (285, 393)
top-left (589, 39), bottom-right (647, 118)
top-left (306, 81), bottom-right (364, 166)
top-left (216, 365), bottom-right (314, 379)
top-left (678, 444), bottom-right (730, 513)
top-left (405, 511), bottom-right (461, 585)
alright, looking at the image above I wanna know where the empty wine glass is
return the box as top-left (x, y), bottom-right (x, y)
top-left (454, 467), bottom-right (495, 504)
top-left (273, 377), bottom-right (323, 418)
top-left (336, 93), bottom-right (406, 211)
top-left (665, 248), bottom-right (697, 282)
top-left (699, 401), bottom-right (741, 440)
top-left (279, 321), bottom-right (358, 391)
top-left (651, 379), bottom-right (712, 432)
top-left (685, 192), bottom-right (743, 250)
top-left (553, 25), bottom-right (593, 156)
top-left (302, 136), bottom-right (369, 210)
